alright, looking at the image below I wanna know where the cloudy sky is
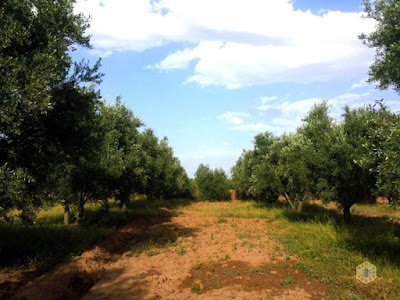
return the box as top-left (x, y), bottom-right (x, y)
top-left (73, 0), bottom-right (400, 177)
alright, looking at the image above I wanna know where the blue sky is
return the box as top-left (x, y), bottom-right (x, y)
top-left (73, 0), bottom-right (400, 177)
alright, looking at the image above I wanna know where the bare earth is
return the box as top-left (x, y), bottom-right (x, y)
top-left (12, 204), bottom-right (334, 299)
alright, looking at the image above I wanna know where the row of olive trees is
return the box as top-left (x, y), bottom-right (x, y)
top-left (0, 0), bottom-right (190, 224)
top-left (232, 101), bottom-right (400, 223)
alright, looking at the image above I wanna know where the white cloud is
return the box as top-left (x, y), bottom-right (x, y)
top-left (257, 96), bottom-right (279, 110)
top-left (260, 96), bottom-right (278, 103)
top-left (231, 123), bottom-right (272, 132)
top-left (218, 111), bottom-right (278, 133)
top-left (147, 41), bottom-right (224, 70)
top-left (89, 49), bottom-right (113, 58)
top-left (217, 111), bottom-right (251, 125)
top-left (253, 91), bottom-right (377, 134)
top-left (218, 91), bottom-right (383, 135)
top-left (350, 77), bottom-right (370, 90)
top-left (74, 0), bottom-right (376, 88)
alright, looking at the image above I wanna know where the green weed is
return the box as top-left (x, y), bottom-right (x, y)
top-left (178, 244), bottom-right (185, 256)
top-left (191, 283), bottom-right (200, 293)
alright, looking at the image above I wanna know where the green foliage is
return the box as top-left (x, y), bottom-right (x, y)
top-left (96, 98), bottom-right (145, 207)
top-left (0, 0), bottom-right (91, 137)
top-left (195, 164), bottom-right (230, 201)
top-left (276, 133), bottom-right (313, 210)
top-left (0, 1), bottom-right (190, 222)
top-left (359, 102), bottom-right (400, 206)
top-left (360, 0), bottom-right (400, 92)
top-left (232, 101), bottom-right (400, 222)
top-left (231, 150), bottom-right (255, 199)
top-left (0, 165), bottom-right (36, 222)
top-left (140, 131), bottom-right (191, 200)
top-left (0, 0), bottom-right (93, 166)
top-left (232, 132), bottom-right (281, 201)
top-left (0, 0), bottom-right (101, 221)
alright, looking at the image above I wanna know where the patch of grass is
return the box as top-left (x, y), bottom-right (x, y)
top-left (341, 295), bottom-right (363, 300)
top-left (178, 200), bottom-right (284, 219)
top-left (191, 282), bottom-right (200, 293)
top-left (213, 275), bottom-right (221, 287)
top-left (279, 274), bottom-right (293, 285)
top-left (352, 203), bottom-right (400, 217)
top-left (145, 241), bottom-right (159, 257)
top-left (200, 221), bottom-right (210, 227)
top-left (178, 244), bottom-right (185, 256)
top-left (223, 254), bottom-right (230, 261)
top-left (145, 248), bottom-right (158, 257)
top-left (168, 232), bottom-right (179, 247)
top-left (249, 243), bottom-right (257, 249)
top-left (238, 233), bottom-right (252, 239)
top-left (296, 262), bottom-right (319, 278)
top-left (256, 268), bottom-right (263, 275)
top-left (273, 204), bottom-right (400, 298)
top-left (217, 217), bottom-right (227, 223)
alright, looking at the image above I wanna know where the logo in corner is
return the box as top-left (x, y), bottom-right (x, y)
top-left (356, 261), bottom-right (377, 284)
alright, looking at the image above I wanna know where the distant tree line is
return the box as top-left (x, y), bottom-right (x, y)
top-left (0, 0), bottom-right (190, 224)
top-left (194, 164), bottom-right (231, 201)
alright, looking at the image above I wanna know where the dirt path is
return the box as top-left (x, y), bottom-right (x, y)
top-left (15, 208), bottom-right (334, 299)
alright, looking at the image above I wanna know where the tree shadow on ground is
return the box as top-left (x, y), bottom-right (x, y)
top-left (0, 198), bottom-right (196, 299)
top-left (282, 203), bottom-right (400, 268)
top-left (0, 199), bottom-right (194, 266)
top-left (15, 217), bottom-right (198, 299)
top-left (77, 220), bottom-right (199, 300)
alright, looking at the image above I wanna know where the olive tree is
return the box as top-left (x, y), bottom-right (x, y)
top-left (195, 164), bottom-right (230, 201)
top-left (360, 0), bottom-right (400, 92)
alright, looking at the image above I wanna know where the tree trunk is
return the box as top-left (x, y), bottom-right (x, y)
top-left (64, 204), bottom-right (69, 225)
top-left (76, 192), bottom-right (86, 224)
top-left (343, 204), bottom-right (352, 224)
top-left (77, 201), bottom-right (84, 224)
top-left (102, 198), bottom-right (110, 211)
top-left (284, 193), bottom-right (295, 210)
top-left (297, 200), bottom-right (303, 212)
top-left (388, 193), bottom-right (393, 204)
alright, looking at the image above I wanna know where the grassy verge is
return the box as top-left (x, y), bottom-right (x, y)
top-left (277, 206), bottom-right (400, 299)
